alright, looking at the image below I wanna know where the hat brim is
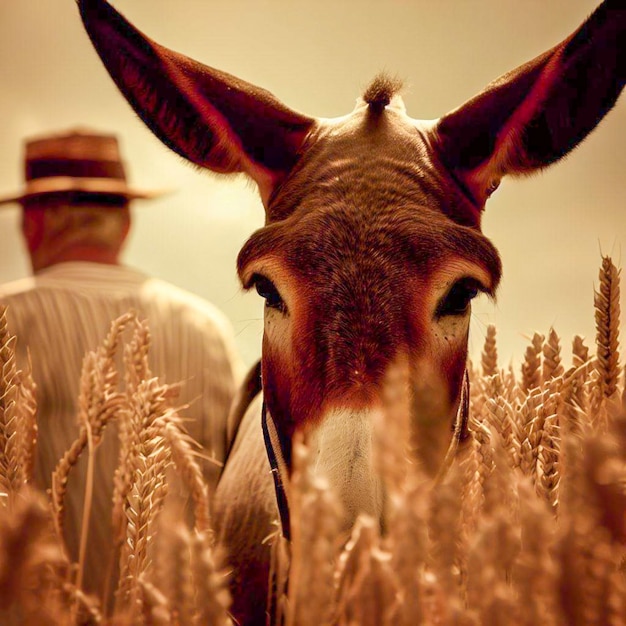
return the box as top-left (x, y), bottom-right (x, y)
top-left (0, 176), bottom-right (169, 206)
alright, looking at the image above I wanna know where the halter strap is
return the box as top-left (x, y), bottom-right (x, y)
top-left (435, 367), bottom-right (471, 483)
top-left (261, 401), bottom-right (292, 541)
top-left (458, 368), bottom-right (471, 442)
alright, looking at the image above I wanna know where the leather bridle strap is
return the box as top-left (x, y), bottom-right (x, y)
top-left (458, 368), bottom-right (471, 443)
top-left (435, 368), bottom-right (471, 484)
top-left (261, 401), bottom-right (292, 541)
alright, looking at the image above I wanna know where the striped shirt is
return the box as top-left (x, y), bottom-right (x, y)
top-left (0, 261), bottom-right (243, 598)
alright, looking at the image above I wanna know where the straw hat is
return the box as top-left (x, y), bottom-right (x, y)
top-left (0, 128), bottom-right (166, 205)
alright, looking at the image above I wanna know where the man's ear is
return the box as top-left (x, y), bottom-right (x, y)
top-left (20, 206), bottom-right (45, 254)
top-left (115, 205), bottom-right (132, 256)
top-left (118, 205), bottom-right (131, 240)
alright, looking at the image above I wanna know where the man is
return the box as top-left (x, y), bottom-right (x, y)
top-left (0, 128), bottom-right (243, 598)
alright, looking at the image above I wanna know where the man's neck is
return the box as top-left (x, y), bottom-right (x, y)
top-left (31, 247), bottom-right (121, 272)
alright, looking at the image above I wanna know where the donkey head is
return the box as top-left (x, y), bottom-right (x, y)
top-left (79, 0), bottom-right (624, 530)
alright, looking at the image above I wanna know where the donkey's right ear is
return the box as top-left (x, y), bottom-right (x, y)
top-left (432, 0), bottom-right (624, 209)
top-left (78, 0), bottom-right (315, 205)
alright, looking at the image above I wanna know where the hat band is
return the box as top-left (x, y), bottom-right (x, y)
top-left (26, 158), bottom-right (126, 182)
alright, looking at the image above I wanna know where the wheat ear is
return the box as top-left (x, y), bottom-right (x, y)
top-left (483, 396), bottom-right (520, 469)
top-left (111, 317), bottom-right (151, 546)
top-left (570, 336), bottom-right (590, 412)
top-left (0, 306), bottom-right (25, 508)
top-left (15, 352), bottom-right (38, 486)
top-left (521, 333), bottom-right (544, 393)
top-left (536, 409), bottom-right (560, 510)
top-left (481, 325), bottom-right (498, 377)
top-left (115, 378), bottom-right (172, 617)
top-left (543, 328), bottom-right (564, 382)
top-left (572, 335), bottom-right (589, 368)
top-left (49, 314), bottom-right (130, 550)
top-left (594, 256), bottom-right (621, 403)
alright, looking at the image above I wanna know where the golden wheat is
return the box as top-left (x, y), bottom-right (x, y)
top-left (543, 327), bottom-right (564, 382)
top-left (0, 306), bottom-right (38, 509)
top-left (595, 256), bottom-right (621, 401)
top-left (0, 255), bottom-right (625, 625)
top-left (481, 324), bottom-right (498, 378)
top-left (521, 331), bottom-right (544, 393)
top-left (49, 313), bottom-right (131, 549)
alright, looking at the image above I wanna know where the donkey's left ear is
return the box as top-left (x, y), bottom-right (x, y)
top-left (434, 1), bottom-right (625, 208)
top-left (78, 0), bottom-right (315, 206)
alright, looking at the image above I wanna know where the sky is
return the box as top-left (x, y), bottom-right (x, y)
top-left (0, 0), bottom-right (624, 371)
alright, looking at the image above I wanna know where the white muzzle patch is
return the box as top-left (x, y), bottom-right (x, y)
top-left (307, 407), bottom-right (385, 528)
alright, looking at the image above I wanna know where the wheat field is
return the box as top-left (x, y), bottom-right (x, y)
top-left (1, 256), bottom-right (624, 625)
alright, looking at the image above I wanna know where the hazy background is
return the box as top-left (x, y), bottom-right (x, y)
top-left (1, 0), bottom-right (624, 371)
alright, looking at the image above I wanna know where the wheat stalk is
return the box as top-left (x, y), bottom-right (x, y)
top-left (189, 531), bottom-right (232, 626)
top-left (151, 513), bottom-right (193, 625)
top-left (291, 448), bottom-right (342, 626)
top-left (136, 576), bottom-right (170, 626)
top-left (334, 515), bottom-right (397, 626)
top-left (387, 479), bottom-right (431, 625)
top-left (511, 479), bottom-right (560, 626)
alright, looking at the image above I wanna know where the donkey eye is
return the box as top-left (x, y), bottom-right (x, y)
top-left (253, 274), bottom-right (286, 312)
top-left (436, 278), bottom-right (481, 318)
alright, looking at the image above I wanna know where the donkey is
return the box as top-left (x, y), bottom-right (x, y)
top-left (78, 0), bottom-right (624, 623)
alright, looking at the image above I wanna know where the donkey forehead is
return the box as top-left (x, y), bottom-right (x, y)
top-left (266, 102), bottom-right (480, 228)
top-left (238, 199), bottom-right (501, 293)
top-left (239, 102), bottom-right (502, 291)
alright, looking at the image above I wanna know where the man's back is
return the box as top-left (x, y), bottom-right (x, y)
top-left (0, 260), bottom-right (242, 598)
